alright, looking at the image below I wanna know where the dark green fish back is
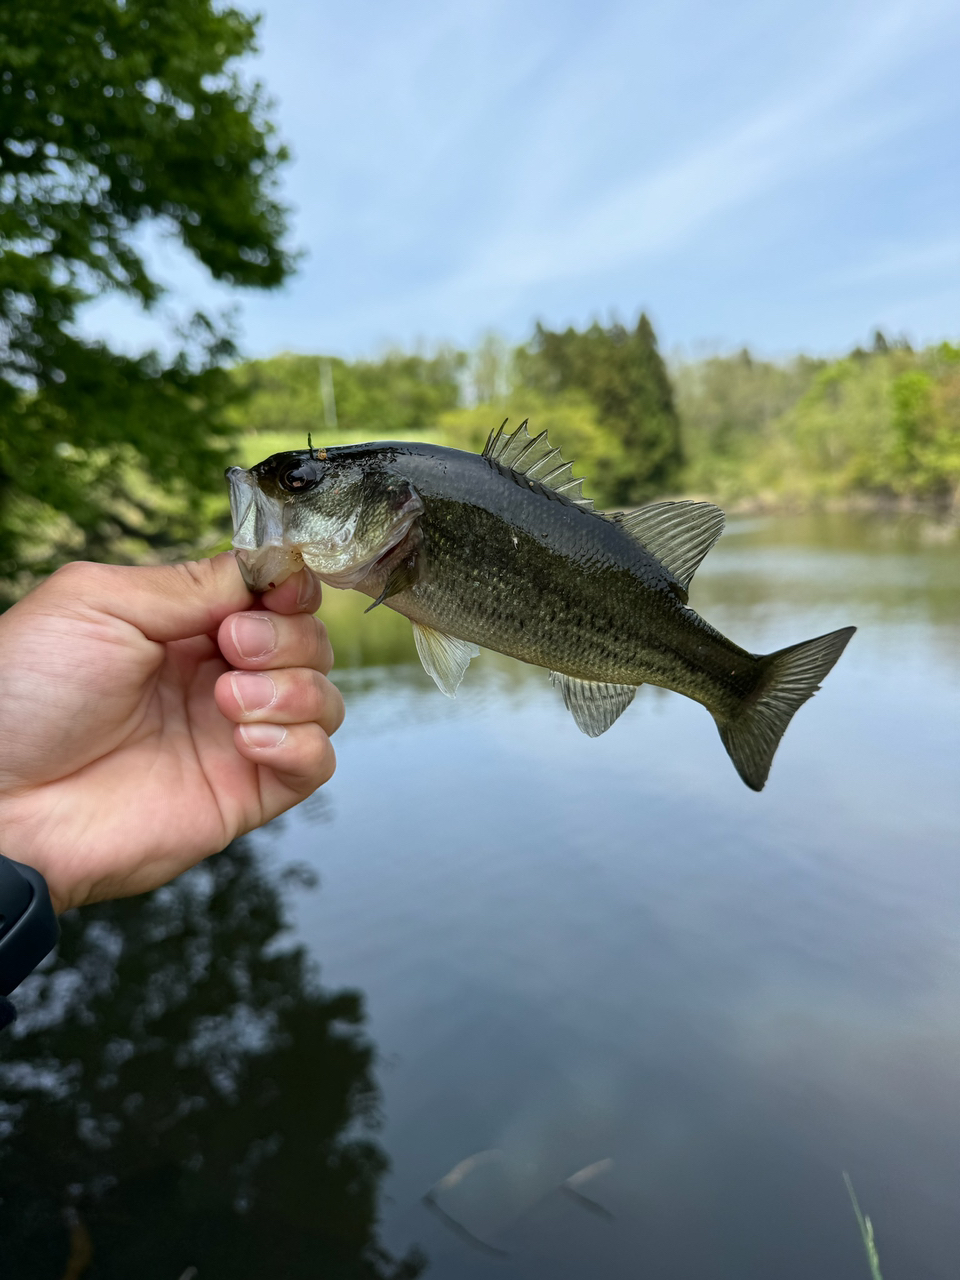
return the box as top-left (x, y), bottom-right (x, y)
top-left (373, 428), bottom-right (758, 708)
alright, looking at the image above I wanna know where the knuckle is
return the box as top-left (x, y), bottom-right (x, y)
top-left (175, 559), bottom-right (215, 593)
top-left (290, 725), bottom-right (335, 791)
top-left (323, 679), bottom-right (345, 732)
top-left (47, 560), bottom-right (108, 592)
top-left (313, 617), bottom-right (334, 667)
top-left (317, 734), bottom-right (337, 784)
top-left (313, 616), bottom-right (329, 645)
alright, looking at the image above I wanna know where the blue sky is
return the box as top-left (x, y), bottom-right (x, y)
top-left (81, 0), bottom-right (960, 361)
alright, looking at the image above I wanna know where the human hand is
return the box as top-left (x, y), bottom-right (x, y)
top-left (0, 555), bottom-right (343, 912)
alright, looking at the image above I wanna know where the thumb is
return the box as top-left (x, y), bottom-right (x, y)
top-left (44, 554), bottom-right (254, 643)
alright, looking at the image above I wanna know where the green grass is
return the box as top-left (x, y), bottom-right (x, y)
top-left (844, 1173), bottom-right (883, 1279)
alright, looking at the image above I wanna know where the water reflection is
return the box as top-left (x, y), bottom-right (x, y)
top-left (273, 512), bottom-right (960, 1279)
top-left (3, 513), bottom-right (958, 1279)
top-left (318, 511), bottom-right (960, 693)
top-left (0, 842), bottom-right (425, 1280)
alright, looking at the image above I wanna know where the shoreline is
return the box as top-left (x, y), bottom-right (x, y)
top-left (675, 491), bottom-right (960, 523)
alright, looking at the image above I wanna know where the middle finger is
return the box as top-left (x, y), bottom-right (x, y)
top-left (219, 610), bottom-right (334, 675)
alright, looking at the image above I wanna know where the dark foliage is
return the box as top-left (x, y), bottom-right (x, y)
top-left (518, 315), bottom-right (684, 503)
top-left (0, 0), bottom-right (295, 600)
top-left (0, 841), bottom-right (426, 1279)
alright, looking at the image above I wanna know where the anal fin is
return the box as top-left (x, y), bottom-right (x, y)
top-left (550, 673), bottom-right (637, 737)
top-left (413, 623), bottom-right (480, 697)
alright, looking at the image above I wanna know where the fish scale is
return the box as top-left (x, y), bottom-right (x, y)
top-left (381, 455), bottom-right (745, 701)
top-left (227, 422), bottom-right (855, 790)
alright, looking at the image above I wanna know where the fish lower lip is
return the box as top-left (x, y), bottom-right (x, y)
top-left (236, 553), bottom-right (258, 592)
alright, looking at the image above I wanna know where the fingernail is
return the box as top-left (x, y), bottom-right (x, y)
top-left (231, 672), bottom-right (276, 712)
top-left (297, 570), bottom-right (321, 611)
top-left (233, 614), bottom-right (276, 659)
top-left (240, 723), bottom-right (287, 749)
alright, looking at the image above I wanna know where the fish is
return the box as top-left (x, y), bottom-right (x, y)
top-left (226, 421), bottom-right (855, 790)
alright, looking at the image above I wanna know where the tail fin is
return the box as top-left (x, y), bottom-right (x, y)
top-left (717, 626), bottom-right (856, 791)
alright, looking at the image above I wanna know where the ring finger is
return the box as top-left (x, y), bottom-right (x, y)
top-left (215, 666), bottom-right (345, 737)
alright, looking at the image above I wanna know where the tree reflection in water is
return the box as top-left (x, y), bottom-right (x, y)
top-left (0, 841), bottom-right (426, 1280)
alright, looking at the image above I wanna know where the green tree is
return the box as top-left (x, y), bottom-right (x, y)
top-left (467, 330), bottom-right (513, 405)
top-left (0, 0), bottom-right (294, 601)
top-left (518, 314), bottom-right (684, 504)
top-left (232, 349), bottom-right (465, 446)
top-left (672, 340), bottom-right (960, 506)
top-left (673, 348), bottom-right (825, 496)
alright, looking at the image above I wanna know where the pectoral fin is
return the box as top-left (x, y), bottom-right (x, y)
top-left (364, 555), bottom-right (419, 612)
top-left (550, 673), bottom-right (637, 736)
top-left (413, 623), bottom-right (480, 697)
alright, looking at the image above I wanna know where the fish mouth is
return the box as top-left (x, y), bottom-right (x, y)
top-left (226, 466), bottom-right (303, 592)
top-left (225, 464), bottom-right (422, 594)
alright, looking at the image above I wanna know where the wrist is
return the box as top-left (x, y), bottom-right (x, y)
top-left (0, 842), bottom-right (68, 914)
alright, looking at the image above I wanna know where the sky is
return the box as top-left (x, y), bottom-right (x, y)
top-left (79, 0), bottom-right (960, 362)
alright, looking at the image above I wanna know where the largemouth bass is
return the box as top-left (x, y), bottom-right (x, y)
top-left (226, 422), bottom-right (855, 790)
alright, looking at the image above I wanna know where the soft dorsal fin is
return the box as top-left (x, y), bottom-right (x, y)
top-left (613, 500), bottom-right (725, 594)
top-left (482, 419), bottom-right (594, 510)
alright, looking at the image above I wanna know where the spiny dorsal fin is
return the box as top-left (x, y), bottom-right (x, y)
top-left (613, 500), bottom-right (725, 594)
top-left (482, 419), bottom-right (594, 510)
top-left (549, 672), bottom-right (637, 736)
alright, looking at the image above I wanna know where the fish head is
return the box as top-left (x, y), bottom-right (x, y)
top-left (226, 448), bottom-right (423, 592)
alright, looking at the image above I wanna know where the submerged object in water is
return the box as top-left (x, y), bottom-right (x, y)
top-left (226, 422), bottom-right (855, 790)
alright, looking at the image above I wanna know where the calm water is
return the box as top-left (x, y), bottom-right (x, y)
top-left (2, 513), bottom-right (959, 1279)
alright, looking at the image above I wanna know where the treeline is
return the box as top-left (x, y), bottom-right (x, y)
top-left (235, 322), bottom-right (960, 511)
top-left (675, 334), bottom-right (960, 506)
top-left (3, 316), bottom-right (958, 602)
top-left (234, 315), bottom-right (685, 506)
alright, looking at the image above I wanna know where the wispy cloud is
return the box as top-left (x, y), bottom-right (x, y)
top-left (828, 236), bottom-right (960, 287)
top-left (417, 0), bottom-right (951, 296)
top-left (76, 0), bottom-right (960, 357)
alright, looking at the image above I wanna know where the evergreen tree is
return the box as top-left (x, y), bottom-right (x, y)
top-left (518, 314), bottom-right (683, 504)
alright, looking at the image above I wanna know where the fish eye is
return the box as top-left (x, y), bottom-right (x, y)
top-left (277, 459), bottom-right (322, 493)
